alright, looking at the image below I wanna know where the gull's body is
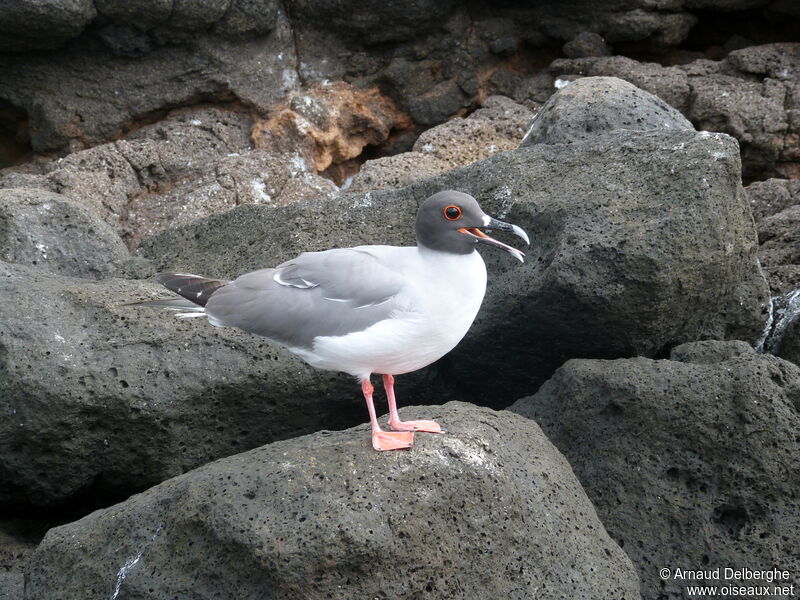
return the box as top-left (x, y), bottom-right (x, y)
top-left (138, 191), bottom-right (528, 451)
top-left (207, 245), bottom-right (487, 379)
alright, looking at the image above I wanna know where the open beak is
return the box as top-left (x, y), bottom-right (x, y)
top-left (458, 217), bottom-right (530, 262)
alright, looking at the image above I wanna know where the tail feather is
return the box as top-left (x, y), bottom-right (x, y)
top-left (156, 273), bottom-right (228, 307)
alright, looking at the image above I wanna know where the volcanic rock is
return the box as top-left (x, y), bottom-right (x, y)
top-left (25, 402), bottom-right (641, 600)
top-left (510, 342), bottom-right (800, 600)
top-left (0, 188), bottom-right (132, 279)
top-left (549, 43), bottom-right (800, 180)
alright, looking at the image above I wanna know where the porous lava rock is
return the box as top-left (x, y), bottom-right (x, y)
top-left (0, 108), bottom-right (336, 248)
top-left (520, 76), bottom-right (692, 147)
top-left (510, 342), bottom-right (800, 600)
top-left (0, 188), bottom-right (132, 279)
top-left (549, 43), bottom-right (800, 180)
top-left (25, 402), bottom-right (641, 600)
top-left (350, 95), bottom-right (533, 192)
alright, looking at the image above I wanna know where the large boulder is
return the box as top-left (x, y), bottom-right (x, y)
top-left (0, 188), bottom-right (133, 279)
top-left (548, 43), bottom-right (800, 180)
top-left (0, 0), bottom-right (96, 52)
top-left (25, 402), bottom-right (641, 600)
top-left (510, 342), bottom-right (800, 600)
top-left (1, 261), bottom-right (451, 507)
top-left (141, 78), bottom-right (770, 404)
top-left (520, 76), bottom-right (692, 146)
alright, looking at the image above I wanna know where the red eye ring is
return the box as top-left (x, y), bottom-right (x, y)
top-left (443, 205), bottom-right (462, 220)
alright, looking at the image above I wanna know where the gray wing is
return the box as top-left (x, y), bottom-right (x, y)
top-left (204, 248), bottom-right (409, 348)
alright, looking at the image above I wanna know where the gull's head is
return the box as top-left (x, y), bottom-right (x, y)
top-left (415, 190), bottom-right (529, 262)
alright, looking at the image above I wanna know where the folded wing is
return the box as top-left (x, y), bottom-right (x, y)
top-left (204, 248), bottom-right (411, 349)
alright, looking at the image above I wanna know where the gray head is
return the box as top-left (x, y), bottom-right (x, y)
top-left (415, 190), bottom-right (529, 261)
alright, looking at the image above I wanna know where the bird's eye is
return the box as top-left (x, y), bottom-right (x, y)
top-left (444, 205), bottom-right (462, 220)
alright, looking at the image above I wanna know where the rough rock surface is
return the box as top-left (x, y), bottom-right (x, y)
top-left (141, 81), bottom-right (769, 404)
top-left (0, 516), bottom-right (43, 599)
top-left (348, 151), bottom-right (451, 194)
top-left (549, 43), bottom-right (800, 180)
top-left (25, 402), bottom-right (641, 600)
top-left (0, 188), bottom-right (132, 279)
top-left (745, 179), bottom-right (800, 295)
top-left (746, 178), bottom-right (800, 223)
top-left (510, 342), bottom-right (800, 600)
top-left (414, 96), bottom-right (534, 168)
top-left (777, 308), bottom-right (800, 364)
top-left (350, 95), bottom-right (533, 192)
top-left (757, 204), bottom-right (800, 267)
top-left (668, 338), bottom-right (755, 363)
top-left (562, 32), bottom-right (613, 58)
top-left (520, 76), bottom-right (692, 147)
top-left (0, 28), bottom-right (296, 153)
top-left (123, 150), bottom-right (337, 248)
top-left (2, 261), bottom-right (448, 507)
top-left (0, 0), bottom-right (96, 52)
top-left (0, 574), bottom-right (21, 600)
top-left (5, 1), bottom-right (792, 155)
top-left (0, 108), bottom-right (336, 248)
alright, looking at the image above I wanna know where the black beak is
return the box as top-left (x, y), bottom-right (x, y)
top-left (458, 216), bottom-right (530, 262)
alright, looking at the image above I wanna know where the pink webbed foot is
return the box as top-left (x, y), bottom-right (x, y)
top-left (372, 430), bottom-right (415, 451)
top-left (388, 418), bottom-right (443, 433)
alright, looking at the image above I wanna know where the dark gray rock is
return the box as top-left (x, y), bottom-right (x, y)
top-left (122, 149), bottom-right (337, 248)
top-left (0, 188), bottom-right (131, 279)
top-left (669, 339), bottom-right (754, 364)
top-left (549, 43), bottom-right (800, 180)
top-left (746, 178), bottom-right (800, 223)
top-left (777, 307), bottom-right (800, 365)
top-left (510, 345), bottom-right (800, 600)
top-left (0, 0), bottom-right (96, 52)
top-left (0, 515), bottom-right (44, 598)
top-left (757, 204), bottom-right (800, 267)
top-left (532, 2), bottom-right (697, 49)
top-left (2, 261), bottom-right (443, 507)
top-left (548, 55), bottom-right (692, 112)
top-left (0, 29), bottom-right (297, 153)
top-left (0, 574), bottom-right (22, 600)
top-left (521, 76), bottom-right (692, 147)
top-left (141, 125), bottom-right (769, 404)
top-left (287, 0), bottom-right (460, 45)
top-left (562, 32), bottom-right (613, 58)
top-left (763, 264), bottom-right (800, 296)
top-left (25, 402), bottom-right (641, 600)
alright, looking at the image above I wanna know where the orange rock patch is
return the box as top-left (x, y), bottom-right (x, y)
top-left (252, 82), bottom-right (413, 173)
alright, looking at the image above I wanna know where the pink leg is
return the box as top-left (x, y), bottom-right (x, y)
top-left (383, 374), bottom-right (442, 434)
top-left (362, 378), bottom-right (414, 451)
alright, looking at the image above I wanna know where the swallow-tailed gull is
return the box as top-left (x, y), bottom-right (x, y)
top-left (136, 190), bottom-right (529, 451)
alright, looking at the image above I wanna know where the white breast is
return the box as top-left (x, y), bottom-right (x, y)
top-left (290, 247), bottom-right (487, 379)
